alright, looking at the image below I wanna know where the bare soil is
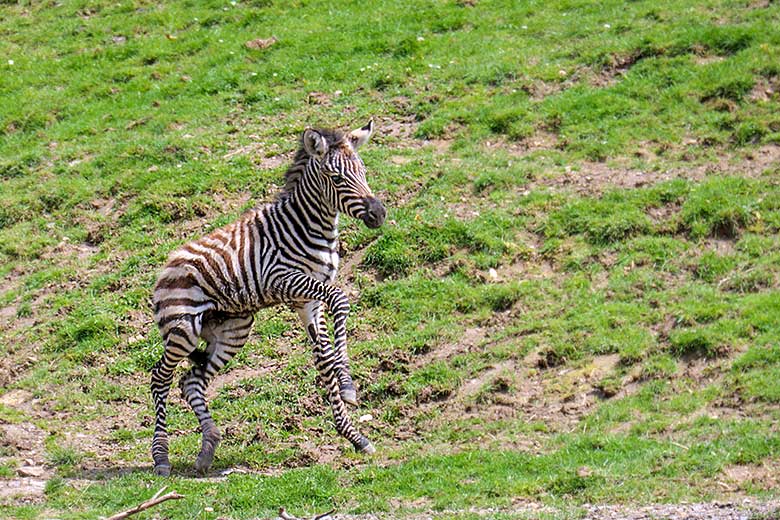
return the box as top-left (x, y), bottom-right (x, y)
top-left (339, 498), bottom-right (780, 520)
top-left (526, 144), bottom-right (780, 196)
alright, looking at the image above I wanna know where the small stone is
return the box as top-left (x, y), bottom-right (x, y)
top-left (358, 414), bottom-right (373, 423)
top-left (245, 36), bottom-right (277, 50)
top-left (0, 389), bottom-right (33, 407)
top-left (577, 466), bottom-right (592, 478)
top-left (17, 466), bottom-right (45, 478)
top-left (488, 268), bottom-right (499, 281)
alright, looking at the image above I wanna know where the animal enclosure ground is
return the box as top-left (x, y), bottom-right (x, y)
top-left (1, 0), bottom-right (780, 518)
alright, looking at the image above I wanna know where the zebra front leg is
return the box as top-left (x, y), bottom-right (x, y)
top-left (280, 275), bottom-right (372, 453)
top-left (297, 301), bottom-right (358, 406)
top-left (313, 330), bottom-right (375, 454)
top-left (326, 304), bottom-right (358, 406)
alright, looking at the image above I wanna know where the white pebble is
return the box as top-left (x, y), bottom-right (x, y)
top-left (358, 414), bottom-right (373, 423)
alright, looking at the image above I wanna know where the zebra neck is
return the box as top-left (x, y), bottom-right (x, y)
top-left (283, 172), bottom-right (340, 242)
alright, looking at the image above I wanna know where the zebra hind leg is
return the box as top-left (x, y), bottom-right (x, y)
top-left (151, 316), bottom-right (200, 476)
top-left (179, 359), bottom-right (221, 474)
top-left (180, 313), bottom-right (254, 474)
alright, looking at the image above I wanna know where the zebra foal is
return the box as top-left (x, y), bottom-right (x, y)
top-left (150, 121), bottom-right (386, 476)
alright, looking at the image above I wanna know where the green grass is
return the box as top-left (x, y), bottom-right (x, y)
top-left (1, 0), bottom-right (780, 518)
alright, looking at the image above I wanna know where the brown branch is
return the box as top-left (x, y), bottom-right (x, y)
top-left (105, 487), bottom-right (184, 520)
top-left (278, 507), bottom-right (335, 520)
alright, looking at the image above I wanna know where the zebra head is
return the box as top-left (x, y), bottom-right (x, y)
top-left (302, 120), bottom-right (387, 229)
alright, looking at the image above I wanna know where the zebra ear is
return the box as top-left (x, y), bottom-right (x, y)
top-left (349, 119), bottom-right (374, 149)
top-left (303, 129), bottom-right (329, 158)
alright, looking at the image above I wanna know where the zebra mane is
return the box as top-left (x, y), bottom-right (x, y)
top-left (277, 128), bottom-right (346, 201)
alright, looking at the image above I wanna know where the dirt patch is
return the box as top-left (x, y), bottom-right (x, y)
top-left (484, 132), bottom-right (560, 155)
top-left (0, 397), bottom-right (53, 503)
top-left (336, 499), bottom-right (780, 520)
top-left (527, 144), bottom-right (780, 196)
top-left (425, 352), bottom-right (625, 441)
top-left (500, 257), bottom-right (556, 283)
top-left (581, 499), bottom-right (780, 520)
top-left (590, 51), bottom-right (650, 88)
top-left (223, 143), bottom-right (293, 169)
top-left (750, 75), bottom-right (779, 102)
top-left (207, 364), bottom-right (283, 400)
top-left (423, 327), bottom-right (486, 366)
top-left (457, 359), bottom-right (513, 399)
top-left (0, 478), bottom-right (47, 503)
top-left (373, 115), bottom-right (454, 153)
top-left (722, 459), bottom-right (780, 492)
top-left (374, 115), bottom-right (418, 145)
top-left (705, 238), bottom-right (737, 256)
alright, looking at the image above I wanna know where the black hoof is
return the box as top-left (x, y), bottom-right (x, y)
top-left (194, 451), bottom-right (214, 475)
top-left (153, 463), bottom-right (172, 477)
top-left (353, 437), bottom-right (375, 454)
top-left (195, 425), bottom-right (220, 475)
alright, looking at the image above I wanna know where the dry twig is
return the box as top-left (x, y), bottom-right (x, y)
top-left (105, 486), bottom-right (184, 520)
top-left (278, 506), bottom-right (336, 520)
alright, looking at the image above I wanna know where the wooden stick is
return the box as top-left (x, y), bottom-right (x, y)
top-left (278, 507), bottom-right (335, 520)
top-left (105, 488), bottom-right (184, 520)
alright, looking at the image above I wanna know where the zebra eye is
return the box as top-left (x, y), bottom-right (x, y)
top-left (332, 174), bottom-right (344, 185)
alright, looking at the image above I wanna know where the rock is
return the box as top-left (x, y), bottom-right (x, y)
top-left (0, 389), bottom-right (33, 408)
top-left (17, 466), bottom-right (45, 478)
top-left (245, 37), bottom-right (277, 50)
top-left (1, 424), bottom-right (36, 451)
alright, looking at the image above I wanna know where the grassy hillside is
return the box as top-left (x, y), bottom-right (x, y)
top-left (1, 0), bottom-right (780, 518)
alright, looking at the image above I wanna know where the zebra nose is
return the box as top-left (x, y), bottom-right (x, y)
top-left (363, 197), bottom-right (386, 229)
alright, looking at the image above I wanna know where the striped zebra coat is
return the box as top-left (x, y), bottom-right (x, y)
top-left (150, 121), bottom-right (386, 476)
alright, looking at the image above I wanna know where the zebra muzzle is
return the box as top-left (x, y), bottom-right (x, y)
top-left (362, 197), bottom-right (386, 229)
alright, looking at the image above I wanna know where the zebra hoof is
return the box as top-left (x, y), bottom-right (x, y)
top-left (153, 463), bottom-right (172, 477)
top-left (353, 437), bottom-right (375, 455)
top-left (194, 451), bottom-right (214, 475)
top-left (340, 388), bottom-right (358, 406)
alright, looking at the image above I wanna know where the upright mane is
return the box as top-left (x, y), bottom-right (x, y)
top-left (277, 127), bottom-right (346, 201)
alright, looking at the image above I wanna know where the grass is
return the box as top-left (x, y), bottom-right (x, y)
top-left (1, 0), bottom-right (780, 518)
